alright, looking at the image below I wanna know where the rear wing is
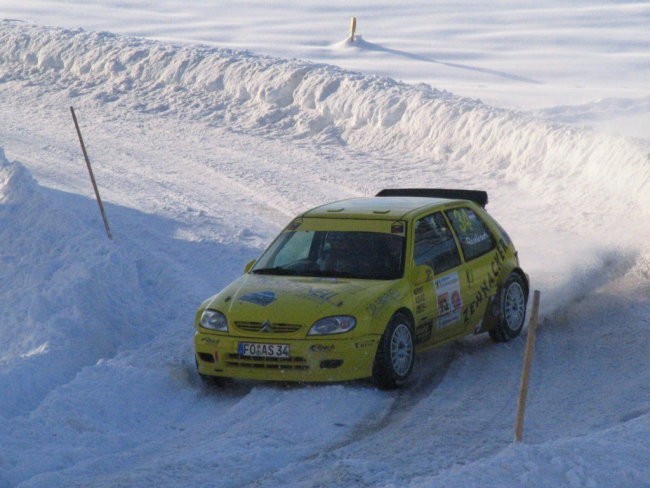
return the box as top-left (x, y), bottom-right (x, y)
top-left (376, 188), bottom-right (488, 208)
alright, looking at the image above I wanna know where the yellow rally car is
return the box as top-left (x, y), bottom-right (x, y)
top-left (194, 189), bottom-right (529, 389)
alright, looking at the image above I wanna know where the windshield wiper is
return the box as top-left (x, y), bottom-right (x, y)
top-left (252, 266), bottom-right (297, 276)
top-left (316, 270), bottom-right (356, 279)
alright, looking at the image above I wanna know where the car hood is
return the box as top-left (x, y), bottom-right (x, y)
top-left (207, 273), bottom-right (401, 326)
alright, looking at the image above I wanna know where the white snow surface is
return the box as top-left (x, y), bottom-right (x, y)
top-left (0, 3), bottom-right (649, 487)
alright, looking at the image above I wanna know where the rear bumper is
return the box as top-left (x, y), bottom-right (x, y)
top-left (194, 331), bottom-right (379, 382)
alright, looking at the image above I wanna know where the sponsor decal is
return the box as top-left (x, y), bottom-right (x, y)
top-left (462, 238), bottom-right (508, 324)
top-left (367, 288), bottom-right (401, 317)
top-left (239, 291), bottom-right (277, 306)
top-left (264, 279), bottom-right (357, 307)
top-left (474, 319), bottom-right (483, 334)
top-left (354, 340), bottom-right (375, 349)
top-left (435, 272), bottom-right (463, 329)
top-left (391, 221), bottom-right (405, 235)
top-left (294, 287), bottom-right (342, 305)
top-left (199, 337), bottom-right (220, 345)
top-left (310, 344), bottom-right (335, 352)
top-left (438, 309), bottom-right (462, 329)
top-left (286, 218), bottom-right (303, 231)
top-left (437, 292), bottom-right (450, 314)
top-left (306, 288), bottom-right (344, 307)
top-left (451, 290), bottom-right (462, 310)
top-left (415, 318), bottom-right (434, 343)
top-left (460, 232), bottom-right (490, 246)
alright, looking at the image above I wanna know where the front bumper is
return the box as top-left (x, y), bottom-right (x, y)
top-left (194, 331), bottom-right (379, 383)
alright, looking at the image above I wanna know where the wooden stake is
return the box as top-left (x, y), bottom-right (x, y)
top-left (514, 289), bottom-right (541, 442)
top-left (349, 17), bottom-right (357, 42)
top-left (70, 106), bottom-right (113, 240)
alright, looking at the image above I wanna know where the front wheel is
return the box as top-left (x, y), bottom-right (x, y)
top-left (489, 273), bottom-right (527, 342)
top-left (372, 312), bottom-right (415, 390)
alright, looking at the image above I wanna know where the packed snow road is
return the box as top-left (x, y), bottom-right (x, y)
top-left (0, 22), bottom-right (648, 487)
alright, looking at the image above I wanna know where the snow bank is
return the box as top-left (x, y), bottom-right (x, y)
top-left (0, 150), bottom-right (147, 418)
top-left (1, 21), bottom-right (648, 219)
top-left (405, 412), bottom-right (650, 488)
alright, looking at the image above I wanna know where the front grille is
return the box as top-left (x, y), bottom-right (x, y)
top-left (225, 354), bottom-right (309, 371)
top-left (234, 321), bottom-right (303, 334)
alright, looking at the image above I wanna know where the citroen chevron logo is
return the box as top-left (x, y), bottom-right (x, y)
top-left (260, 320), bottom-right (272, 333)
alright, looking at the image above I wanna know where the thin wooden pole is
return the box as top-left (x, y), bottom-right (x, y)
top-left (349, 17), bottom-right (357, 43)
top-left (70, 106), bottom-right (113, 240)
top-left (514, 289), bottom-right (541, 442)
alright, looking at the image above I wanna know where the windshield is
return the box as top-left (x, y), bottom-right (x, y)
top-left (252, 230), bottom-right (404, 280)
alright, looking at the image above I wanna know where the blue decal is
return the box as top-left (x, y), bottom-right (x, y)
top-left (239, 291), bottom-right (277, 306)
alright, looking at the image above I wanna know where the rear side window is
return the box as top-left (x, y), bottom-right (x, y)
top-left (446, 207), bottom-right (495, 261)
top-left (414, 212), bottom-right (461, 274)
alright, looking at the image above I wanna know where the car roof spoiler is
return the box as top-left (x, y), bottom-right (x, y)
top-left (376, 188), bottom-right (488, 208)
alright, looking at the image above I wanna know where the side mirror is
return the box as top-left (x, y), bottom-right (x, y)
top-left (244, 259), bottom-right (257, 273)
top-left (413, 264), bottom-right (433, 285)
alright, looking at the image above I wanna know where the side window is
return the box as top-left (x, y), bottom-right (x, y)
top-left (414, 212), bottom-right (461, 274)
top-left (446, 207), bottom-right (495, 261)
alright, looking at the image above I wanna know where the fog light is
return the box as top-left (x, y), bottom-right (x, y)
top-left (320, 360), bottom-right (343, 369)
top-left (198, 352), bottom-right (215, 363)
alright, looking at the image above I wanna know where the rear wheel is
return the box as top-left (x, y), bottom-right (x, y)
top-left (489, 273), bottom-right (527, 342)
top-left (372, 312), bottom-right (415, 389)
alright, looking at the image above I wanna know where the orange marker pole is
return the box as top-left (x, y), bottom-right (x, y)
top-left (71, 106), bottom-right (113, 240)
top-left (349, 17), bottom-right (357, 42)
top-left (514, 289), bottom-right (541, 442)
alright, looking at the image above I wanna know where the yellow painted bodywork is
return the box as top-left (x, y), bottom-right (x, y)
top-left (194, 197), bottom-right (525, 384)
top-left (194, 272), bottom-right (409, 382)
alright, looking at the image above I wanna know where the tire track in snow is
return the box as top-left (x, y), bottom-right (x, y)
top-left (251, 345), bottom-right (459, 487)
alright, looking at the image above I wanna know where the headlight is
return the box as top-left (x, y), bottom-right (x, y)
top-left (199, 310), bottom-right (228, 332)
top-left (308, 316), bottom-right (356, 336)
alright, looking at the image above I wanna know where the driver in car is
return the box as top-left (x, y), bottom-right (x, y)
top-left (318, 232), bottom-right (358, 274)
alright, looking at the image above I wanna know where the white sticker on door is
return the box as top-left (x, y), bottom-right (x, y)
top-left (435, 272), bottom-right (463, 329)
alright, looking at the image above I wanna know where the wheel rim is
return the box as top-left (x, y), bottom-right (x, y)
top-left (504, 281), bottom-right (525, 331)
top-left (390, 323), bottom-right (413, 377)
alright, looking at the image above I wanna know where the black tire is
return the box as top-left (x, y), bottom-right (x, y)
top-left (199, 373), bottom-right (232, 387)
top-left (489, 273), bottom-right (527, 343)
top-left (372, 312), bottom-right (415, 390)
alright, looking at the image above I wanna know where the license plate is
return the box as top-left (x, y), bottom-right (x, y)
top-left (238, 342), bottom-right (290, 358)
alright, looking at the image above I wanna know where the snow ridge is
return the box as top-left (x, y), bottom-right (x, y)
top-left (0, 151), bottom-right (149, 419)
top-left (1, 21), bottom-right (648, 217)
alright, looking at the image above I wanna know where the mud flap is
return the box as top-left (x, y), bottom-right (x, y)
top-left (475, 290), bottom-right (502, 334)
